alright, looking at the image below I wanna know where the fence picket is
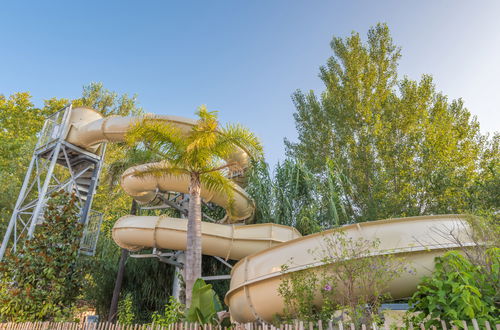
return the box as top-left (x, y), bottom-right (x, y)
top-left (3, 320), bottom-right (500, 330)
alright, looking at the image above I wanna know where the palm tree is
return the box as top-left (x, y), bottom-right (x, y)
top-left (125, 106), bottom-right (263, 305)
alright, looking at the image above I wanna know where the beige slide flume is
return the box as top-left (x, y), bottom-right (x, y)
top-left (112, 216), bottom-right (301, 260)
top-left (225, 214), bottom-right (474, 322)
top-left (64, 107), bottom-right (476, 323)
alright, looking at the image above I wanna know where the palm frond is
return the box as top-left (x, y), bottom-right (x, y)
top-left (201, 171), bottom-right (236, 216)
top-left (106, 146), bottom-right (160, 187)
top-left (216, 123), bottom-right (264, 161)
top-left (195, 105), bottom-right (218, 123)
top-left (186, 105), bottom-right (220, 163)
top-left (126, 118), bottom-right (187, 162)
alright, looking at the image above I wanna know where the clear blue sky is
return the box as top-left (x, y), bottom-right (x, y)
top-left (1, 1), bottom-right (499, 166)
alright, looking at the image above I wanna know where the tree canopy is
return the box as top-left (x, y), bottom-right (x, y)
top-left (286, 23), bottom-right (499, 223)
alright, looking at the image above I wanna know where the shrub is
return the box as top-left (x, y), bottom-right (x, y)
top-left (0, 191), bottom-right (86, 322)
top-left (117, 293), bottom-right (135, 325)
top-left (407, 248), bottom-right (500, 328)
top-left (278, 231), bottom-right (410, 325)
top-left (151, 296), bottom-right (184, 326)
top-left (277, 264), bottom-right (335, 323)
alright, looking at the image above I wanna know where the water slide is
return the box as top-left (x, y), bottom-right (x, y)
top-left (66, 107), bottom-right (476, 323)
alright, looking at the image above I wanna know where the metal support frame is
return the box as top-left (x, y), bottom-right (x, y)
top-left (130, 192), bottom-right (232, 300)
top-left (0, 104), bottom-right (106, 260)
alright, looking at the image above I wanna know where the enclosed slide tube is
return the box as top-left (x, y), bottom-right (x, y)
top-left (64, 107), bottom-right (477, 323)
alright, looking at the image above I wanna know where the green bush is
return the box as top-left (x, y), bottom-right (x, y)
top-left (0, 191), bottom-right (85, 322)
top-left (278, 232), bottom-right (410, 325)
top-left (407, 248), bottom-right (500, 328)
top-left (117, 293), bottom-right (135, 325)
top-left (277, 264), bottom-right (335, 323)
top-left (151, 296), bottom-right (184, 326)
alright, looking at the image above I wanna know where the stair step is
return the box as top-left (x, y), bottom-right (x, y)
top-left (76, 178), bottom-right (92, 186)
top-left (77, 185), bottom-right (90, 194)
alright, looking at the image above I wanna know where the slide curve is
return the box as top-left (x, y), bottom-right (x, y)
top-left (65, 107), bottom-right (477, 323)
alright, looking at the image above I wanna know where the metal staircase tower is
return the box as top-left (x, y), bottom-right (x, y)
top-left (0, 104), bottom-right (106, 261)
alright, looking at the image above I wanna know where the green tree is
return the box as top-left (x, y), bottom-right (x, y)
top-left (247, 159), bottom-right (341, 234)
top-left (0, 94), bottom-right (66, 232)
top-left (0, 192), bottom-right (85, 321)
top-left (286, 23), bottom-right (499, 222)
top-left (125, 106), bottom-right (263, 305)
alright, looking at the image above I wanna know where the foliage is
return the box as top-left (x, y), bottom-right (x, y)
top-left (286, 23), bottom-right (500, 222)
top-left (407, 249), bottom-right (500, 328)
top-left (0, 94), bottom-right (64, 233)
top-left (317, 232), bottom-right (410, 325)
top-left (246, 158), bottom-right (352, 234)
top-left (0, 192), bottom-right (85, 322)
top-left (151, 297), bottom-right (185, 326)
top-left (185, 279), bottom-right (223, 324)
top-left (277, 265), bottom-right (335, 322)
top-left (86, 235), bottom-right (176, 323)
top-left (278, 231), bottom-right (410, 325)
top-left (125, 105), bottom-right (263, 305)
top-left (117, 293), bottom-right (135, 325)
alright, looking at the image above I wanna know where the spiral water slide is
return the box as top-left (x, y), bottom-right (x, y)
top-left (66, 107), bottom-right (476, 323)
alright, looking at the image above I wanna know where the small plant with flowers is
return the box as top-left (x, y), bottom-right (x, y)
top-left (278, 231), bottom-right (412, 326)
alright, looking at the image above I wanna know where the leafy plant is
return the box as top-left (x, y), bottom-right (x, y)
top-left (277, 231), bottom-right (410, 325)
top-left (0, 191), bottom-right (85, 322)
top-left (117, 293), bottom-right (135, 325)
top-left (277, 263), bottom-right (335, 322)
top-left (316, 232), bottom-right (410, 326)
top-left (407, 248), bottom-right (500, 328)
top-left (151, 296), bottom-right (185, 326)
top-left (185, 278), bottom-right (223, 324)
top-left (246, 158), bottom-right (347, 235)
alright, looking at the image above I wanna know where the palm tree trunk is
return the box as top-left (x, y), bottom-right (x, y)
top-left (185, 172), bottom-right (202, 307)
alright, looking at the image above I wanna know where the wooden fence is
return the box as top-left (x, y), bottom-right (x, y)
top-left (0, 320), bottom-right (499, 330)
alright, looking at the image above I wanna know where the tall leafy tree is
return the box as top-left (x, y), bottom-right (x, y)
top-left (286, 23), bottom-right (499, 222)
top-left (125, 106), bottom-right (263, 305)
